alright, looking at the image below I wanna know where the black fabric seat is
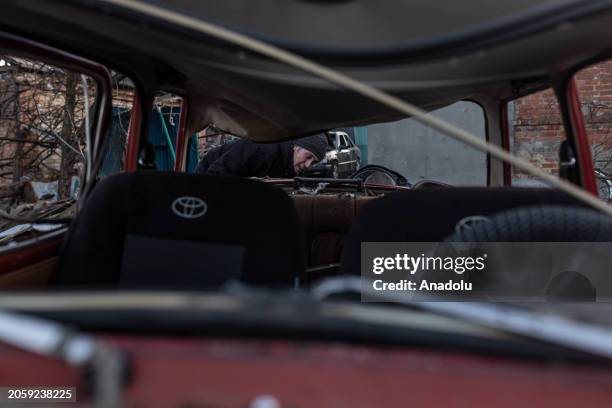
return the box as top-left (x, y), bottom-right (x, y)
top-left (55, 171), bottom-right (305, 288)
top-left (339, 187), bottom-right (585, 275)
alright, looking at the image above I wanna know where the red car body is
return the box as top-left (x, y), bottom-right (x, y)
top-left (1, 1), bottom-right (612, 407)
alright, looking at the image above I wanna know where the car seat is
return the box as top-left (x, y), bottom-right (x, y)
top-left (339, 187), bottom-right (585, 275)
top-left (54, 171), bottom-right (305, 288)
top-left (444, 205), bottom-right (612, 301)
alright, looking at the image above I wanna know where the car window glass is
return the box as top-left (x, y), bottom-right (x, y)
top-left (147, 92), bottom-right (183, 170)
top-left (575, 58), bottom-right (612, 202)
top-left (0, 55), bottom-right (97, 243)
top-left (325, 133), bottom-right (336, 149)
top-left (189, 124), bottom-right (240, 173)
top-left (367, 101), bottom-right (487, 186)
top-left (507, 88), bottom-right (566, 187)
top-left (339, 134), bottom-right (349, 148)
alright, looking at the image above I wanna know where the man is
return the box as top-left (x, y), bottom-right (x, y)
top-left (196, 134), bottom-right (328, 178)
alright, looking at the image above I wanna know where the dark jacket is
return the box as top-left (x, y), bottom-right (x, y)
top-left (196, 139), bottom-right (296, 178)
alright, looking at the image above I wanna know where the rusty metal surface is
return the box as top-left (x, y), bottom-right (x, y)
top-left (0, 235), bottom-right (62, 274)
top-left (3, 336), bottom-right (612, 407)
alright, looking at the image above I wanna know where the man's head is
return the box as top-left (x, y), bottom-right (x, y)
top-left (292, 134), bottom-right (328, 174)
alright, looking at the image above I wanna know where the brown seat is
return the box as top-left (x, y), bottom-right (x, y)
top-left (292, 193), bottom-right (377, 283)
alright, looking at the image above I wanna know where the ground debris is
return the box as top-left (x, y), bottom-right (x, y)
top-left (0, 198), bottom-right (74, 244)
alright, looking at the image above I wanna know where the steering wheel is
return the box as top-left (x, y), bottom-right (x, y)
top-left (350, 165), bottom-right (411, 187)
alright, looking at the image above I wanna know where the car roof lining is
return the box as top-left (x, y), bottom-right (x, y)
top-left (77, 0), bottom-right (611, 63)
top-left (1, 1), bottom-right (612, 140)
top-left (179, 0), bottom-right (610, 65)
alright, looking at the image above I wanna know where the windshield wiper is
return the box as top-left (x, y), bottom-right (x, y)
top-left (312, 276), bottom-right (612, 361)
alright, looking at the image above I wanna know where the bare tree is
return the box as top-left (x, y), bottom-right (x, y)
top-left (0, 56), bottom-right (96, 200)
top-left (582, 100), bottom-right (612, 171)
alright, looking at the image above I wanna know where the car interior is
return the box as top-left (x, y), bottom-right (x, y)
top-left (5, 4), bottom-right (612, 407)
top-left (1, 0), bottom-right (612, 294)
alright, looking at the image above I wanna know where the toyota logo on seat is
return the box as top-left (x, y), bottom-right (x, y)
top-left (172, 196), bottom-right (207, 219)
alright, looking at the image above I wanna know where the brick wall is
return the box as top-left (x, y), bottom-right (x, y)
top-left (577, 61), bottom-right (612, 172)
top-left (512, 60), bottom-right (612, 179)
top-left (511, 88), bottom-right (564, 179)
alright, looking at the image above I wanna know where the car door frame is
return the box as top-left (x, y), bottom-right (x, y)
top-left (0, 30), bottom-right (113, 274)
